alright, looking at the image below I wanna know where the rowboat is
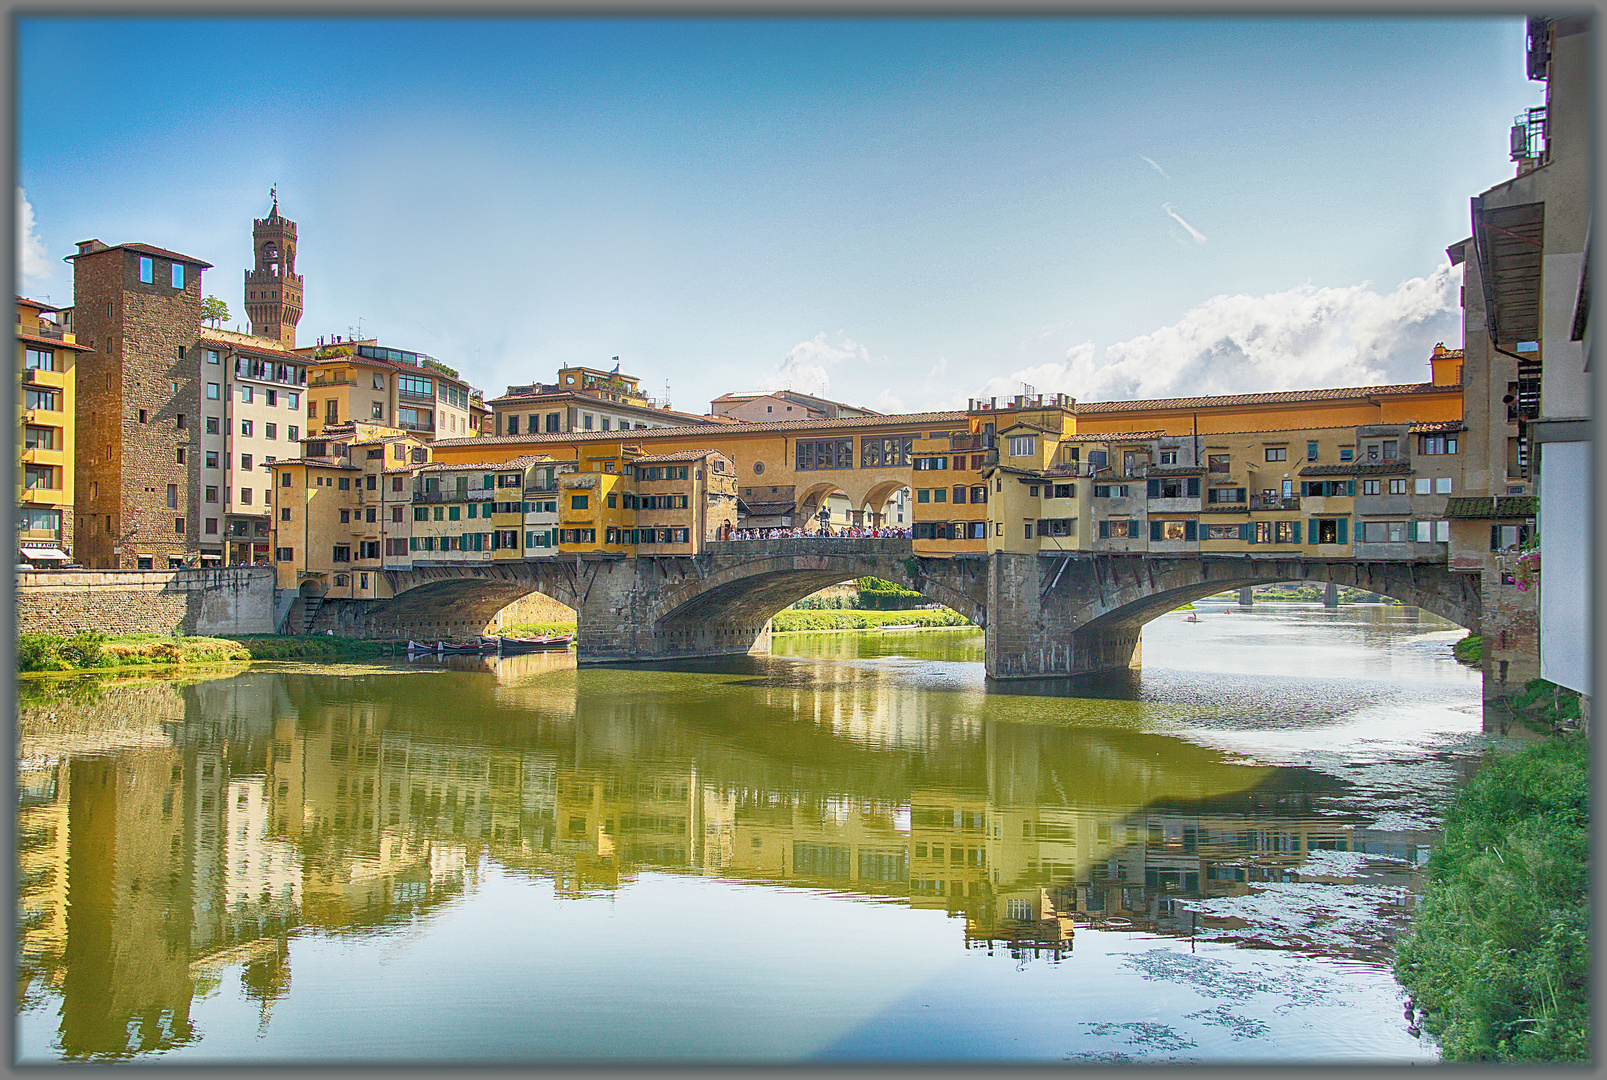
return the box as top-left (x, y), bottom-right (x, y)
top-left (496, 633), bottom-right (574, 653)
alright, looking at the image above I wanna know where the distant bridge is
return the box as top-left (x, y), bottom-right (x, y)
top-left (299, 538), bottom-right (1482, 681)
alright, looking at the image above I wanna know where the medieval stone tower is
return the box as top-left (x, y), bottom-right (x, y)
top-left (244, 192), bottom-right (303, 348)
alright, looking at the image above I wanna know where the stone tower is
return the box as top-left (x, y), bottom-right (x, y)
top-left (244, 192), bottom-right (303, 348)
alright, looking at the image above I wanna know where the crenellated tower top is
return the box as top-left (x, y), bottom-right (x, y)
top-left (245, 188), bottom-right (303, 348)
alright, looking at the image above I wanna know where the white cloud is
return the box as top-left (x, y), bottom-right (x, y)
top-left (16, 187), bottom-right (53, 293)
top-left (1162, 202), bottom-right (1207, 245)
top-left (766, 332), bottom-right (871, 396)
top-left (967, 264), bottom-right (1462, 404)
top-left (1140, 155), bottom-right (1170, 180)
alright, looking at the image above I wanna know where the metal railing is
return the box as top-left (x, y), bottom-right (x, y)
top-left (1249, 496), bottom-right (1302, 511)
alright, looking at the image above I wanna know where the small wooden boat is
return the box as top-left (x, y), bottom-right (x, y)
top-left (496, 633), bottom-right (574, 653)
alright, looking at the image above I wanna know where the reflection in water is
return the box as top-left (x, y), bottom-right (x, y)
top-left (15, 607), bottom-right (1489, 1063)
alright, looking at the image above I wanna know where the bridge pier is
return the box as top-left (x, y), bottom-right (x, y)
top-left (986, 552), bottom-right (1146, 679)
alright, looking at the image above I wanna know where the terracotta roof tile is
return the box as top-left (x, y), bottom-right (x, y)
top-left (430, 409), bottom-right (970, 449)
top-left (629, 449), bottom-right (732, 464)
top-left (16, 330), bottom-right (94, 351)
top-left (1300, 462), bottom-right (1412, 476)
top-left (1076, 382), bottom-right (1450, 413)
top-left (1446, 496), bottom-right (1539, 519)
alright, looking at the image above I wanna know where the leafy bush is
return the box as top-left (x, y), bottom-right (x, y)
top-left (855, 576), bottom-right (927, 610)
top-left (1395, 734), bottom-right (1591, 1061)
top-left (773, 608), bottom-right (971, 632)
top-left (1452, 633), bottom-right (1482, 666)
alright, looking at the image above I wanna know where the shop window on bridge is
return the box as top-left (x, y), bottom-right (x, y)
top-left (1098, 519), bottom-right (1139, 538)
top-left (797, 439), bottom-right (853, 470)
top-left (1093, 484), bottom-right (1129, 498)
top-left (1150, 520), bottom-right (1192, 541)
top-left (1310, 518), bottom-right (1348, 545)
top-left (970, 485), bottom-right (988, 503)
top-left (1036, 518), bottom-right (1074, 537)
top-left (861, 435), bottom-right (913, 467)
top-left (1301, 480), bottom-right (1353, 497)
top-left (912, 455), bottom-right (947, 471)
top-left (967, 521), bottom-right (988, 540)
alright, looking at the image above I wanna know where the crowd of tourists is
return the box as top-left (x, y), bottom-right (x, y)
top-left (719, 525), bottom-right (912, 541)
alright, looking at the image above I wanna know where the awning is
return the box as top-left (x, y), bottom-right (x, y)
top-left (20, 547), bottom-right (70, 561)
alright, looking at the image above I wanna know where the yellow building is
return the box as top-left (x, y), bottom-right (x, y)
top-left (17, 298), bottom-right (88, 565)
top-left (909, 430), bottom-right (989, 556)
top-left (631, 449), bottom-right (738, 553)
top-left (298, 339), bottom-right (479, 441)
top-left (409, 455), bottom-right (565, 565)
top-left (268, 422), bottom-right (429, 600)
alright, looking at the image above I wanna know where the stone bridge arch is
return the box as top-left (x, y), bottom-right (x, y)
top-left (988, 553), bottom-right (1481, 679)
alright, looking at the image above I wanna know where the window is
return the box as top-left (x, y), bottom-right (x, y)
top-left (1491, 524), bottom-right (1526, 551)
top-left (1008, 435), bottom-right (1035, 457)
top-left (1101, 519), bottom-right (1131, 538)
top-left (279, 507), bottom-right (291, 522)
top-left (372, 402), bottom-right (385, 420)
top-left (506, 415), bottom-right (519, 435)
top-left (138, 409), bottom-right (148, 424)
top-left (1163, 520), bottom-right (1187, 541)
top-left (1206, 487), bottom-right (1246, 504)
top-left (337, 477), bottom-right (350, 490)
top-left (1388, 478), bottom-right (1409, 495)
top-left (1415, 477), bottom-right (1431, 495)
top-left (171, 262), bottom-right (184, 288)
top-left (23, 465), bottom-right (54, 489)
top-left (340, 509), bottom-right (351, 524)
top-left (1418, 434), bottom-right (1458, 455)
top-left (174, 517), bottom-right (185, 534)
top-left (276, 546), bottom-right (294, 562)
top-left (1265, 447), bottom-right (1287, 462)
top-left (1362, 479), bottom-right (1381, 496)
top-left (24, 346), bottom-right (55, 371)
top-left (797, 439), bottom-right (854, 470)
top-left (1307, 442), bottom-right (1319, 461)
top-left (241, 386), bottom-right (253, 404)
top-left (332, 545), bottom-right (351, 562)
top-left (571, 494), bottom-right (589, 510)
top-left (288, 425), bottom-right (299, 441)
top-left (241, 453), bottom-right (254, 470)
top-left (23, 425), bottom-right (55, 449)
top-left (415, 507), bottom-right (429, 521)
top-left (239, 488), bottom-right (253, 505)
top-left (583, 414), bottom-right (593, 430)
top-left (1207, 454), bottom-right (1230, 472)
top-left (1023, 522), bottom-right (1034, 539)
top-left (1362, 521), bottom-right (1408, 543)
top-left (206, 349), bottom-right (220, 364)
top-left (391, 506), bottom-right (403, 523)
top-left (207, 382), bottom-right (220, 400)
top-left (1205, 523), bottom-right (1238, 540)
top-left (139, 256), bottom-right (153, 283)
top-left (176, 447), bottom-right (186, 464)
top-left (1339, 447), bottom-right (1354, 462)
top-left (23, 387), bottom-right (59, 412)
top-left (1158, 449), bottom-right (1178, 465)
top-left (1435, 477), bottom-right (1452, 494)
top-left (241, 419), bottom-right (254, 437)
top-left (360, 541), bottom-right (380, 560)
top-left (203, 416), bottom-right (220, 436)
top-left (287, 391), bottom-right (299, 410)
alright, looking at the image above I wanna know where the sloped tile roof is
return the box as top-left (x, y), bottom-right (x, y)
top-left (430, 409), bottom-right (971, 449)
top-left (1445, 496), bottom-right (1539, 519)
top-left (1075, 381), bottom-right (1450, 413)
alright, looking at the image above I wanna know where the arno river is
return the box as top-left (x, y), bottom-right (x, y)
top-left (16, 603), bottom-right (1504, 1064)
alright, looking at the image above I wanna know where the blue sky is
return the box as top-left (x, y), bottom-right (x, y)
top-left (17, 16), bottom-right (1542, 414)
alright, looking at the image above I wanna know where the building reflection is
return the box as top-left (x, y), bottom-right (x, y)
top-left (17, 669), bottom-right (1436, 1056)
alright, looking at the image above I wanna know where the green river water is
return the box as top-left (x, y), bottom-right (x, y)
top-left (15, 602), bottom-right (1500, 1064)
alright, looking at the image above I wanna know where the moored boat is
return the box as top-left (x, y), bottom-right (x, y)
top-left (496, 633), bottom-right (574, 653)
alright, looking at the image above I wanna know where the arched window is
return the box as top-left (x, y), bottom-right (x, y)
top-left (262, 242), bottom-right (280, 276)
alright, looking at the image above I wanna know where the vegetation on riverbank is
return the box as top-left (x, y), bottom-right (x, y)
top-left (789, 578), bottom-right (929, 611)
top-left (499, 621), bottom-right (578, 639)
top-left (1453, 633), bottom-right (1482, 666)
top-left (1395, 725), bottom-right (1590, 1062)
top-left (17, 632), bottom-right (250, 674)
top-left (773, 608), bottom-right (971, 632)
top-left (225, 635), bottom-right (388, 661)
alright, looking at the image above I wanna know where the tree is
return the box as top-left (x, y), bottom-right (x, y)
top-left (202, 296), bottom-right (230, 327)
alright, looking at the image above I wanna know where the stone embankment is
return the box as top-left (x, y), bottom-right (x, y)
top-left (15, 567), bottom-right (275, 637)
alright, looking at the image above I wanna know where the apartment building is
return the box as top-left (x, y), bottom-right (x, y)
top-left (909, 430), bottom-right (989, 556)
top-left (17, 298), bottom-right (89, 565)
top-left (631, 450), bottom-right (738, 553)
top-left (196, 329), bottom-right (309, 564)
top-left (299, 339), bottom-right (479, 441)
top-left (710, 388), bottom-right (879, 423)
top-left (268, 423), bottom-right (430, 600)
top-left (68, 239), bottom-right (213, 569)
top-left (409, 455), bottom-right (568, 565)
top-left (490, 363), bottom-right (722, 437)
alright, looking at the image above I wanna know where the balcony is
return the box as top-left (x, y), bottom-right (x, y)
top-left (949, 434), bottom-right (986, 452)
top-left (524, 483), bottom-right (561, 495)
top-left (1249, 496), bottom-right (1302, 511)
top-left (413, 489), bottom-right (494, 503)
top-left (19, 320), bottom-right (66, 341)
top-left (397, 417), bottom-right (436, 433)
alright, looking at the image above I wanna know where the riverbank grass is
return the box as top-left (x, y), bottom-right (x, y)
top-left (1394, 731), bottom-right (1590, 1062)
top-left (772, 608), bottom-right (971, 632)
top-left (17, 631), bottom-right (251, 674)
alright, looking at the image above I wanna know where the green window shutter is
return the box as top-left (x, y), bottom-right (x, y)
top-left (483, 474), bottom-right (493, 489)
top-left (1150, 520), bottom-right (1162, 541)
top-left (1147, 479), bottom-right (1161, 497)
top-left (1309, 518), bottom-right (1318, 543)
top-left (1130, 518), bottom-right (1141, 537)
top-left (1337, 518), bottom-right (1348, 545)
top-left (1300, 481), bottom-right (1309, 497)
top-left (1292, 520), bottom-right (1301, 544)
top-left (1239, 522), bottom-right (1252, 542)
top-left (1186, 477), bottom-right (1200, 497)
top-left (1184, 520), bottom-right (1197, 541)
top-left (1099, 520), bottom-right (1109, 539)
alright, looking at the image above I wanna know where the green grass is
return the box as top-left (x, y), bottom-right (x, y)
top-left (1453, 633), bottom-right (1482, 666)
top-left (1395, 730), bottom-right (1590, 1062)
top-left (772, 608), bottom-right (972, 632)
top-left (225, 635), bottom-right (389, 661)
top-left (17, 632), bottom-right (251, 674)
top-left (499, 621), bottom-right (578, 638)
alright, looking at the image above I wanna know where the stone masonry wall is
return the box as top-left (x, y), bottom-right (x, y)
top-left (16, 567), bottom-right (275, 637)
top-left (70, 245), bottom-right (204, 569)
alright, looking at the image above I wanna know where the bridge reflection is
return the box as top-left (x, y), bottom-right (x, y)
top-left (18, 669), bottom-right (1440, 1056)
